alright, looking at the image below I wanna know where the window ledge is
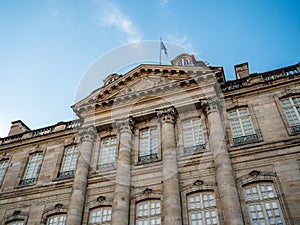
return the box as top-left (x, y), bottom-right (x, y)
top-left (96, 162), bottom-right (115, 170)
top-left (16, 178), bottom-right (36, 188)
top-left (232, 133), bottom-right (262, 146)
top-left (184, 144), bottom-right (206, 154)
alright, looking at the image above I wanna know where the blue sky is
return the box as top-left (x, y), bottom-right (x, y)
top-left (1, 0), bottom-right (300, 137)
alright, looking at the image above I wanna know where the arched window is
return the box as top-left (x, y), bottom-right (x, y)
top-left (46, 214), bottom-right (66, 225)
top-left (280, 95), bottom-right (300, 134)
top-left (187, 192), bottom-right (219, 225)
top-left (6, 221), bottom-right (24, 225)
top-left (244, 182), bottom-right (285, 225)
top-left (89, 206), bottom-right (112, 224)
top-left (136, 200), bottom-right (161, 225)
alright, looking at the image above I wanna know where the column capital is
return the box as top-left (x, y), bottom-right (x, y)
top-left (79, 126), bottom-right (97, 143)
top-left (116, 116), bottom-right (135, 133)
top-left (199, 97), bottom-right (221, 116)
top-left (156, 106), bottom-right (177, 124)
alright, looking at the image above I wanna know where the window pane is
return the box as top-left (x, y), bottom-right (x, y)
top-left (188, 192), bottom-right (219, 225)
top-left (60, 146), bottom-right (78, 174)
top-left (23, 153), bottom-right (43, 180)
top-left (99, 137), bottom-right (117, 166)
top-left (139, 128), bottom-right (158, 160)
top-left (136, 200), bottom-right (161, 224)
top-left (228, 108), bottom-right (256, 142)
top-left (0, 160), bottom-right (9, 184)
top-left (281, 96), bottom-right (300, 127)
top-left (183, 118), bottom-right (205, 151)
top-left (244, 183), bottom-right (285, 225)
top-left (47, 214), bottom-right (66, 225)
top-left (89, 207), bottom-right (112, 224)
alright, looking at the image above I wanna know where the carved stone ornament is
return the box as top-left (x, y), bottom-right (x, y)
top-left (97, 196), bottom-right (106, 202)
top-left (199, 97), bottom-right (221, 116)
top-left (193, 180), bottom-right (204, 187)
top-left (115, 116), bottom-right (135, 133)
top-left (156, 106), bottom-right (177, 124)
top-left (143, 188), bottom-right (153, 195)
top-left (79, 126), bottom-right (97, 143)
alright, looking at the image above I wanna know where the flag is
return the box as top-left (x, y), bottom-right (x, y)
top-left (160, 39), bottom-right (168, 57)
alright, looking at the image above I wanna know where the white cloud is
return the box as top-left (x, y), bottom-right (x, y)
top-left (93, 0), bottom-right (142, 43)
top-left (166, 33), bottom-right (195, 53)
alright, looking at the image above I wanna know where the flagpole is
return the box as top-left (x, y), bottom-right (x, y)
top-left (159, 38), bottom-right (162, 65)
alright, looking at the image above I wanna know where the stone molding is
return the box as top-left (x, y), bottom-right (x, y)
top-left (156, 106), bottom-right (177, 124)
top-left (79, 126), bottom-right (97, 143)
top-left (115, 116), bottom-right (135, 133)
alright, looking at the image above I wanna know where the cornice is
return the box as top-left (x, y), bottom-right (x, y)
top-left (73, 68), bottom-right (218, 116)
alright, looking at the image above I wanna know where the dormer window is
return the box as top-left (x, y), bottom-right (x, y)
top-left (177, 58), bottom-right (191, 66)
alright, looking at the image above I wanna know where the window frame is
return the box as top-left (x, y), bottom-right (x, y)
top-left (58, 145), bottom-right (79, 179)
top-left (136, 199), bottom-right (161, 225)
top-left (243, 182), bottom-right (286, 225)
top-left (46, 214), bottom-right (67, 225)
top-left (0, 159), bottom-right (9, 186)
top-left (182, 117), bottom-right (206, 153)
top-left (138, 127), bottom-right (159, 163)
top-left (279, 95), bottom-right (300, 135)
top-left (19, 152), bottom-right (43, 186)
top-left (227, 107), bottom-right (260, 146)
top-left (97, 136), bottom-right (117, 170)
top-left (88, 206), bottom-right (112, 224)
top-left (187, 191), bottom-right (219, 225)
top-left (6, 220), bottom-right (25, 225)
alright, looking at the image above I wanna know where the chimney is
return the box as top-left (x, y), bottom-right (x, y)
top-left (8, 120), bottom-right (30, 136)
top-left (234, 62), bottom-right (249, 79)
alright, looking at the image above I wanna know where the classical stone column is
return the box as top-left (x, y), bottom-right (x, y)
top-left (201, 98), bottom-right (244, 225)
top-left (66, 126), bottom-right (96, 225)
top-left (157, 106), bottom-right (182, 225)
top-left (111, 117), bottom-right (134, 225)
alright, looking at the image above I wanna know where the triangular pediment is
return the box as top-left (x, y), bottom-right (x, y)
top-left (72, 57), bottom-right (225, 117)
top-left (73, 64), bottom-right (200, 109)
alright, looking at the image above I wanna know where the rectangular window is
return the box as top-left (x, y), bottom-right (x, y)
top-left (0, 160), bottom-right (9, 185)
top-left (244, 183), bottom-right (285, 225)
top-left (19, 153), bottom-right (43, 185)
top-left (228, 108), bottom-right (258, 145)
top-left (58, 146), bottom-right (78, 178)
top-left (182, 118), bottom-right (205, 153)
top-left (139, 127), bottom-right (158, 162)
top-left (281, 96), bottom-right (300, 134)
top-left (97, 136), bottom-right (117, 170)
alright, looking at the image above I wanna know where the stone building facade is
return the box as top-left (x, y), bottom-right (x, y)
top-left (0, 54), bottom-right (300, 225)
